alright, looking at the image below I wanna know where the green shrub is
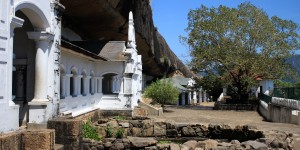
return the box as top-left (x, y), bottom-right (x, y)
top-left (115, 128), bottom-right (125, 138)
top-left (106, 124), bottom-right (114, 138)
top-left (143, 79), bottom-right (180, 107)
top-left (82, 120), bottom-right (101, 141)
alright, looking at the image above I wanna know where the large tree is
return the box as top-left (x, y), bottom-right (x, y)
top-left (181, 2), bottom-right (299, 100)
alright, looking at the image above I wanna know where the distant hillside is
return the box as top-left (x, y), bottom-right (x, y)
top-left (286, 55), bottom-right (300, 77)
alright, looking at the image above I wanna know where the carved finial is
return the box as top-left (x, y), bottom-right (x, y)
top-left (127, 11), bottom-right (136, 49)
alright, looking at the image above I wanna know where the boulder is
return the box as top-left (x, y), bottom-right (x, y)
top-left (241, 140), bottom-right (267, 149)
top-left (197, 139), bottom-right (218, 149)
top-left (111, 142), bottom-right (124, 150)
top-left (183, 140), bottom-right (197, 149)
top-left (181, 126), bottom-right (196, 137)
top-left (107, 120), bottom-right (119, 129)
top-left (157, 143), bottom-right (170, 149)
top-left (118, 122), bottom-right (129, 128)
top-left (180, 144), bottom-right (191, 150)
top-left (166, 129), bottom-right (178, 138)
top-left (127, 136), bottom-right (157, 148)
top-left (170, 143), bottom-right (180, 150)
top-left (153, 121), bottom-right (166, 136)
top-left (145, 146), bottom-right (157, 150)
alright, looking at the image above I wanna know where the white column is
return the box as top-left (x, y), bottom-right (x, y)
top-left (27, 31), bottom-right (54, 103)
top-left (87, 76), bottom-right (91, 95)
top-left (181, 92), bottom-right (185, 105)
top-left (97, 77), bottom-right (103, 93)
top-left (203, 90), bottom-right (207, 102)
top-left (193, 91), bottom-right (197, 104)
top-left (198, 90), bottom-right (202, 103)
top-left (76, 75), bottom-right (82, 96)
top-left (94, 78), bottom-right (97, 94)
top-left (65, 74), bottom-right (71, 97)
top-left (60, 75), bottom-right (66, 99)
top-left (188, 91), bottom-right (192, 105)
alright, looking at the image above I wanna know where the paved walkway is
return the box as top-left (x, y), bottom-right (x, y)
top-left (151, 103), bottom-right (300, 149)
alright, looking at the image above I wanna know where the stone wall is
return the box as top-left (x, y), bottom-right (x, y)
top-left (0, 129), bottom-right (55, 150)
top-left (95, 117), bottom-right (264, 142)
top-left (47, 109), bottom-right (102, 149)
top-left (83, 117), bottom-right (294, 149)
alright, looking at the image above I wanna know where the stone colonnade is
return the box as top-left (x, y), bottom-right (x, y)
top-left (178, 89), bottom-right (208, 106)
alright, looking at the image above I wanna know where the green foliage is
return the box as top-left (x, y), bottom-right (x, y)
top-left (274, 80), bottom-right (294, 88)
top-left (82, 120), bottom-right (101, 141)
top-left (275, 79), bottom-right (300, 88)
top-left (196, 74), bottom-right (223, 101)
top-left (114, 115), bottom-right (126, 121)
top-left (115, 128), bottom-right (125, 138)
top-left (143, 79), bottom-right (180, 107)
top-left (106, 124), bottom-right (114, 138)
top-left (158, 140), bottom-right (172, 144)
top-left (181, 2), bottom-right (300, 99)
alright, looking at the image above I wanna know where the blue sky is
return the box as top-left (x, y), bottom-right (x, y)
top-left (151, 0), bottom-right (300, 63)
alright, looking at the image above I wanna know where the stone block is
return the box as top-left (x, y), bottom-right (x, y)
top-left (129, 120), bottom-right (143, 128)
top-left (48, 118), bottom-right (82, 149)
top-left (130, 127), bottom-right (142, 137)
top-left (127, 136), bottom-right (157, 148)
top-left (153, 121), bottom-right (166, 136)
top-left (21, 129), bottom-right (55, 150)
top-left (97, 126), bottom-right (106, 138)
top-left (0, 132), bottom-right (21, 150)
top-left (142, 127), bottom-right (154, 137)
top-left (166, 129), bottom-right (178, 138)
top-left (62, 136), bottom-right (81, 150)
top-left (181, 126), bottom-right (196, 137)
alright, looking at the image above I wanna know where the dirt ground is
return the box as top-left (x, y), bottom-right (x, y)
top-left (150, 102), bottom-right (300, 149)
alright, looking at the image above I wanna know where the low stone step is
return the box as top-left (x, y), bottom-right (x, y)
top-left (54, 144), bottom-right (64, 150)
top-left (22, 129), bottom-right (55, 150)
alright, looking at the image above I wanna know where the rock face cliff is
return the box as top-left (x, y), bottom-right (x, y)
top-left (60, 0), bottom-right (193, 77)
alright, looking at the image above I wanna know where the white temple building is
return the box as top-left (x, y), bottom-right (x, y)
top-left (0, 0), bottom-right (142, 133)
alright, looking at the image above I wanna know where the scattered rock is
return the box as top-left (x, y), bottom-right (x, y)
top-left (218, 142), bottom-right (232, 147)
top-left (98, 119), bottom-right (108, 124)
top-left (157, 143), bottom-right (170, 149)
top-left (107, 120), bottom-right (119, 129)
top-left (118, 122), bottom-right (129, 128)
top-left (230, 140), bottom-right (240, 145)
top-left (182, 126), bottom-right (196, 137)
top-left (154, 121), bottom-right (166, 136)
top-left (180, 144), bottom-right (191, 150)
top-left (241, 140), bottom-right (267, 149)
top-left (111, 142), bottom-right (124, 150)
top-left (127, 136), bottom-right (157, 148)
top-left (197, 139), bottom-right (218, 149)
top-left (169, 143), bottom-right (180, 150)
top-left (145, 146), bottom-right (157, 150)
top-left (183, 140), bottom-right (197, 149)
top-left (103, 142), bottom-right (112, 148)
top-left (166, 129), bottom-right (178, 138)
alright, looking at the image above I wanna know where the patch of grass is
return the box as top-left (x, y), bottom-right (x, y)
top-left (158, 140), bottom-right (172, 144)
top-left (106, 124), bottom-right (114, 138)
top-left (114, 115), bottom-right (126, 121)
top-left (82, 120), bottom-right (101, 141)
top-left (116, 128), bottom-right (125, 138)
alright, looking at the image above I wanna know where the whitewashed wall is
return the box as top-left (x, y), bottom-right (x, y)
top-left (0, 0), bottom-right (62, 132)
top-left (60, 47), bottom-right (138, 115)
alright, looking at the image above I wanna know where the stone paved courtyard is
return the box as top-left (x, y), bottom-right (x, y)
top-left (150, 102), bottom-right (300, 149)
